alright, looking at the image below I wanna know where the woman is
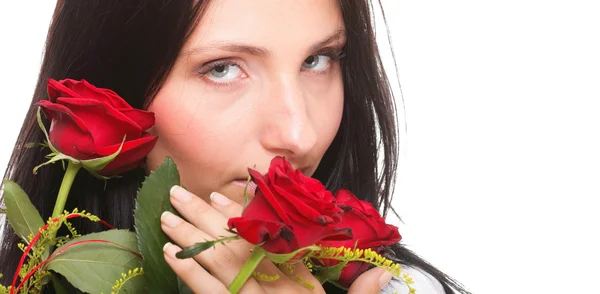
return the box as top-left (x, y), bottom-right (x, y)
top-left (0, 1), bottom-right (468, 293)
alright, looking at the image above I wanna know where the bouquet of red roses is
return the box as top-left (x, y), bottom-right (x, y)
top-left (0, 79), bottom-right (414, 294)
top-left (174, 156), bottom-right (413, 293)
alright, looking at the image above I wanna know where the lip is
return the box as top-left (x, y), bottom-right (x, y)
top-left (233, 179), bottom-right (257, 197)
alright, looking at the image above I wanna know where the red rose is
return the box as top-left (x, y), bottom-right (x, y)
top-left (227, 157), bottom-right (353, 254)
top-left (36, 79), bottom-right (157, 175)
top-left (317, 189), bottom-right (402, 287)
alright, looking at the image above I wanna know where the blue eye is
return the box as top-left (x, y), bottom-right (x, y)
top-left (206, 63), bottom-right (243, 83)
top-left (302, 55), bottom-right (332, 71)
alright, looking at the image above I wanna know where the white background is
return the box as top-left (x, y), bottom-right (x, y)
top-left (1, 1), bottom-right (599, 293)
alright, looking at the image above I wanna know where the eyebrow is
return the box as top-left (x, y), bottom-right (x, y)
top-left (182, 29), bottom-right (346, 57)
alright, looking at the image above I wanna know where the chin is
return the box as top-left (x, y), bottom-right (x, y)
top-left (224, 179), bottom-right (257, 204)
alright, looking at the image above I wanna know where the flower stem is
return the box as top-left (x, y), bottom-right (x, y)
top-left (228, 246), bottom-right (267, 294)
top-left (51, 161), bottom-right (81, 219)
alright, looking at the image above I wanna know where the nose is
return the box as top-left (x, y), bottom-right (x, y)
top-left (258, 74), bottom-right (317, 157)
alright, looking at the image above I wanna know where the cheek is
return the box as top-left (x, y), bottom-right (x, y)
top-left (144, 80), bottom-right (239, 188)
top-left (309, 71), bottom-right (344, 155)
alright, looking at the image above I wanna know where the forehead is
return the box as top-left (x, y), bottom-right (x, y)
top-left (186, 0), bottom-right (345, 52)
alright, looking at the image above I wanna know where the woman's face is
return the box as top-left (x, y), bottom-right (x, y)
top-left (146, 0), bottom-right (345, 204)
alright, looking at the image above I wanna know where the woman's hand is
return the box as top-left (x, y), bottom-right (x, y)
top-left (161, 185), bottom-right (393, 293)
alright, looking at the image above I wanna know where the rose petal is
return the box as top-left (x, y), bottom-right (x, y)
top-left (238, 188), bottom-right (285, 222)
top-left (47, 79), bottom-right (83, 102)
top-left (61, 79), bottom-right (132, 109)
top-left (36, 100), bottom-right (96, 159)
top-left (263, 157), bottom-right (343, 224)
top-left (56, 98), bottom-right (142, 149)
top-left (335, 190), bottom-right (380, 216)
top-left (272, 183), bottom-right (340, 225)
top-left (336, 261), bottom-right (371, 288)
top-left (248, 168), bottom-right (292, 224)
top-left (228, 217), bottom-right (298, 252)
top-left (335, 212), bottom-right (399, 248)
top-left (322, 189), bottom-right (402, 249)
top-left (117, 108), bottom-right (155, 131)
top-left (271, 169), bottom-right (342, 221)
top-left (236, 157), bottom-right (355, 254)
top-left (303, 177), bottom-right (327, 193)
top-left (296, 223), bottom-right (353, 246)
top-left (96, 133), bottom-right (158, 175)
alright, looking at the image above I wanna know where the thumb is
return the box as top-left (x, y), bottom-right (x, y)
top-left (347, 266), bottom-right (394, 294)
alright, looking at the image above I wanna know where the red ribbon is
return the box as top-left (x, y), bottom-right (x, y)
top-left (10, 213), bottom-right (115, 294)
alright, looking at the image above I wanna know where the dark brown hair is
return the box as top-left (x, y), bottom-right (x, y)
top-left (0, 1), bottom-right (468, 293)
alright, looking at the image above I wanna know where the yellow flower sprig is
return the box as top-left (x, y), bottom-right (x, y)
top-left (3, 209), bottom-right (111, 294)
top-left (0, 274), bottom-right (11, 294)
top-left (251, 271), bottom-right (279, 282)
top-left (108, 267), bottom-right (144, 294)
top-left (304, 245), bottom-right (416, 294)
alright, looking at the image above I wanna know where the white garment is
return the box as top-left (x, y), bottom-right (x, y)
top-left (380, 266), bottom-right (445, 294)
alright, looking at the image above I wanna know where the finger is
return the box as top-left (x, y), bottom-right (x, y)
top-left (163, 242), bottom-right (230, 294)
top-left (167, 189), bottom-right (284, 286)
top-left (170, 185), bottom-right (234, 238)
top-left (273, 261), bottom-right (321, 290)
top-left (169, 187), bottom-right (258, 262)
top-left (206, 192), bottom-right (258, 261)
top-left (347, 266), bottom-right (393, 294)
top-left (161, 210), bottom-right (262, 290)
top-left (209, 191), bottom-right (244, 218)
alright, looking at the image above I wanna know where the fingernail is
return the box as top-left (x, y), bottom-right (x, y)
top-left (161, 211), bottom-right (182, 228)
top-left (210, 192), bottom-right (232, 206)
top-left (378, 270), bottom-right (393, 289)
top-left (163, 242), bottom-right (172, 252)
top-left (163, 242), bottom-right (177, 260)
top-left (170, 185), bottom-right (191, 202)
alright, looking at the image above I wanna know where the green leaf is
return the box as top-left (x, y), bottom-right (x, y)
top-left (175, 239), bottom-right (220, 258)
top-left (51, 273), bottom-right (79, 294)
top-left (312, 261), bottom-right (347, 284)
top-left (33, 152), bottom-right (78, 174)
top-left (36, 107), bottom-right (58, 154)
top-left (80, 136), bottom-right (125, 173)
top-left (242, 175), bottom-right (252, 211)
top-left (2, 180), bottom-right (44, 242)
top-left (24, 142), bottom-right (38, 148)
top-left (176, 235), bottom-right (240, 259)
top-left (134, 157), bottom-right (180, 294)
top-left (45, 229), bottom-right (145, 294)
